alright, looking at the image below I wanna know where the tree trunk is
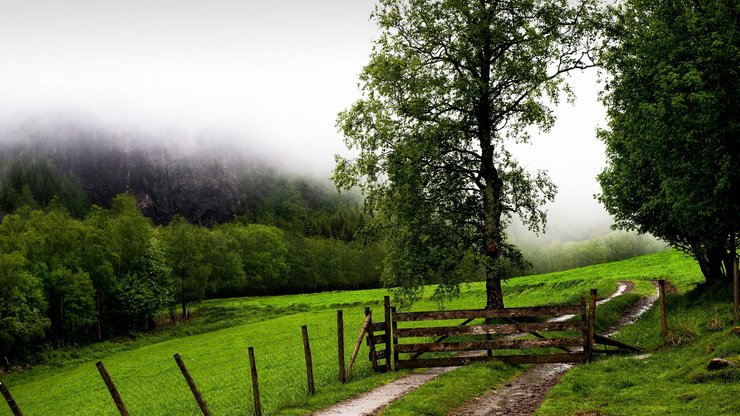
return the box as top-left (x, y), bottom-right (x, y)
top-left (477, 27), bottom-right (504, 309)
top-left (168, 306), bottom-right (177, 326)
top-left (485, 272), bottom-right (504, 309)
top-left (96, 289), bottom-right (102, 341)
top-left (59, 297), bottom-right (65, 347)
top-left (483, 177), bottom-right (505, 309)
top-left (181, 277), bottom-right (187, 322)
top-left (725, 233), bottom-right (737, 280)
top-left (695, 247), bottom-right (726, 282)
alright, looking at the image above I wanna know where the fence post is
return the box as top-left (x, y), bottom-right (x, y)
top-left (659, 279), bottom-right (668, 338)
top-left (0, 381), bottom-right (24, 416)
top-left (580, 296), bottom-right (588, 362)
top-left (588, 289), bottom-right (597, 362)
top-left (248, 347), bottom-right (262, 416)
top-left (301, 325), bottom-right (316, 395)
top-left (733, 257), bottom-right (739, 320)
top-left (384, 296), bottom-right (392, 372)
top-left (96, 361), bottom-right (130, 416)
top-left (337, 310), bottom-right (346, 383)
top-left (173, 354), bottom-right (212, 416)
top-left (391, 306), bottom-right (399, 371)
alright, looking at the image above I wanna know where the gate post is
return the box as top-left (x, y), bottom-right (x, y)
top-left (659, 280), bottom-right (668, 337)
top-left (365, 307), bottom-right (379, 372)
top-left (580, 296), bottom-right (588, 362)
top-left (588, 289), bottom-right (597, 362)
top-left (384, 296), bottom-right (392, 372)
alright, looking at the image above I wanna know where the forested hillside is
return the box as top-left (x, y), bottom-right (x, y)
top-left (0, 121), bottom-right (363, 239)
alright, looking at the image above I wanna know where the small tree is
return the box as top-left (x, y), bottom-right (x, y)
top-left (335, 0), bottom-right (599, 307)
top-left (597, 0), bottom-right (739, 283)
top-left (161, 216), bottom-right (210, 321)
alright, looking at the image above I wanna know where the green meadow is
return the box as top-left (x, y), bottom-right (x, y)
top-left (3, 250), bottom-right (731, 416)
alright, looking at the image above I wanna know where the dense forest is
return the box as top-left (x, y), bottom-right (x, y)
top-left (0, 195), bottom-right (383, 361)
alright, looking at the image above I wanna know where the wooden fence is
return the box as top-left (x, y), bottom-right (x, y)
top-left (2, 315), bottom-right (354, 416)
top-left (365, 294), bottom-right (597, 370)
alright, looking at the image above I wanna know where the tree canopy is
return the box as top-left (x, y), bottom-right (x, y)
top-left (597, 0), bottom-right (739, 283)
top-left (335, 0), bottom-right (599, 307)
top-left (0, 194), bottom-right (384, 360)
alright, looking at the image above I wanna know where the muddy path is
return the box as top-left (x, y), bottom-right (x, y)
top-left (313, 281), bottom-right (653, 416)
top-left (450, 281), bottom-right (658, 416)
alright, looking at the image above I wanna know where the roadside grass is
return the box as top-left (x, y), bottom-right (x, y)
top-left (537, 283), bottom-right (740, 415)
top-left (382, 361), bottom-right (521, 416)
top-left (0, 250), bottom-right (703, 416)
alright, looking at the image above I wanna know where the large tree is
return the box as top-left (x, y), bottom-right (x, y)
top-left (597, 0), bottom-right (739, 283)
top-left (334, 0), bottom-right (598, 307)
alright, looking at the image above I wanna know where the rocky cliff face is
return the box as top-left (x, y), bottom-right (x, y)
top-left (0, 122), bottom-right (248, 225)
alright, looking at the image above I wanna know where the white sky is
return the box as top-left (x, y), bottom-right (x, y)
top-left (0, 0), bottom-right (613, 240)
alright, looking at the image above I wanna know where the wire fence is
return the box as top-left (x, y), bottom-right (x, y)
top-left (0, 309), bottom-right (379, 416)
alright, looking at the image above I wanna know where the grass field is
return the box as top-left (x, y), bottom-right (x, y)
top-left (0, 250), bottom-right (713, 416)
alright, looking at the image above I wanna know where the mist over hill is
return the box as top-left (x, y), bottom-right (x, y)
top-left (0, 118), bottom-right (356, 230)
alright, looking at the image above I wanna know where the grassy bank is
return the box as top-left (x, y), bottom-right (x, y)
top-left (537, 283), bottom-right (739, 415)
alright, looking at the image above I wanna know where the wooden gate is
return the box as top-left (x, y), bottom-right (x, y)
top-left (392, 301), bottom-right (590, 369)
top-left (366, 295), bottom-right (597, 370)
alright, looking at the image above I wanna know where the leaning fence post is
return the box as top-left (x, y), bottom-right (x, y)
top-left (588, 289), bottom-right (597, 362)
top-left (0, 380), bottom-right (24, 416)
top-left (248, 347), bottom-right (262, 416)
top-left (384, 296), bottom-right (392, 372)
top-left (337, 310), bottom-right (346, 383)
top-left (659, 279), bottom-right (668, 338)
top-left (301, 325), bottom-right (316, 395)
top-left (173, 354), bottom-right (212, 416)
top-left (349, 309), bottom-right (372, 373)
top-left (96, 361), bottom-right (130, 416)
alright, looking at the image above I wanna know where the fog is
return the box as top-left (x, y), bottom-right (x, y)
top-left (0, 0), bottom-right (619, 243)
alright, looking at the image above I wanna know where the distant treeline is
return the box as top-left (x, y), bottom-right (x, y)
top-left (518, 231), bottom-right (668, 275)
top-left (0, 156), bottom-right (365, 242)
top-left (0, 195), bottom-right (382, 360)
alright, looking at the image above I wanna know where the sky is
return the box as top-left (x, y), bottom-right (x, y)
top-left (0, 0), bottom-right (614, 241)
